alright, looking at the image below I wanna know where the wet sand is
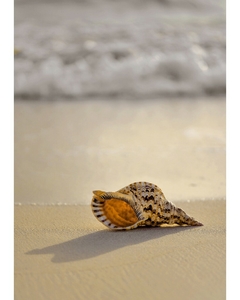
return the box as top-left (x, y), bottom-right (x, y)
top-left (14, 98), bottom-right (226, 299)
top-left (15, 200), bottom-right (225, 300)
top-left (14, 98), bottom-right (225, 205)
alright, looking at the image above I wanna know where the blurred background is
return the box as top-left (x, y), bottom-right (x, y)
top-left (14, 0), bottom-right (226, 205)
top-left (15, 0), bottom-right (225, 100)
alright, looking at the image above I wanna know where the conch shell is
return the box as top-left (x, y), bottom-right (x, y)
top-left (91, 182), bottom-right (203, 230)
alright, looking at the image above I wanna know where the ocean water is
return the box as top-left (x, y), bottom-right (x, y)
top-left (14, 0), bottom-right (225, 100)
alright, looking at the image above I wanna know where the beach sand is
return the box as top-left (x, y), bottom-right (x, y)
top-left (14, 98), bottom-right (226, 299)
top-left (14, 98), bottom-right (225, 205)
top-left (15, 200), bottom-right (225, 300)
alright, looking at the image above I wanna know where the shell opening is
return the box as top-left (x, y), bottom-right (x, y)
top-left (103, 199), bottom-right (139, 228)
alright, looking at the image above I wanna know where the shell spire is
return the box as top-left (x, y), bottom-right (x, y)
top-left (91, 182), bottom-right (203, 230)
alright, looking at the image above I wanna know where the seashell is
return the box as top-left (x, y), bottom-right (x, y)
top-left (91, 182), bottom-right (203, 230)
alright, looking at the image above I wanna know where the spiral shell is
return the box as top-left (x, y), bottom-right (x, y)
top-left (91, 182), bottom-right (203, 230)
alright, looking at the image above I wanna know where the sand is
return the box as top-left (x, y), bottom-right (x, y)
top-left (14, 98), bottom-right (225, 205)
top-left (15, 200), bottom-right (225, 300)
top-left (14, 98), bottom-right (226, 299)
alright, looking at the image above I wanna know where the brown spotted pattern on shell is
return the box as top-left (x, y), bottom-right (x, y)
top-left (91, 182), bottom-right (203, 230)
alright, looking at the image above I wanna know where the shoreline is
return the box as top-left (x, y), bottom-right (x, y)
top-left (15, 98), bottom-right (225, 205)
top-left (14, 196), bottom-right (226, 206)
top-left (15, 97), bottom-right (225, 299)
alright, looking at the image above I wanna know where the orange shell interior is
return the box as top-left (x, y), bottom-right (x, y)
top-left (103, 199), bottom-right (138, 227)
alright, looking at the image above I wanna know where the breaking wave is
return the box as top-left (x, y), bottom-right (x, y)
top-left (14, 0), bottom-right (225, 99)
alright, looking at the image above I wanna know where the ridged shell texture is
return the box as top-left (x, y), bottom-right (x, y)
top-left (91, 182), bottom-right (203, 230)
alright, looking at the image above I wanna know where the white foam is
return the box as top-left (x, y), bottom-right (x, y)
top-left (14, 0), bottom-right (225, 100)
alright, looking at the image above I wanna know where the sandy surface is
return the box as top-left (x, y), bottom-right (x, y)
top-left (14, 2), bottom-right (226, 298)
top-left (14, 98), bottom-right (225, 205)
top-left (14, 98), bottom-right (225, 299)
top-left (15, 200), bottom-right (225, 300)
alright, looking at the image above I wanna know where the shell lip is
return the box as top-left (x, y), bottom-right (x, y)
top-left (91, 191), bottom-right (146, 230)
